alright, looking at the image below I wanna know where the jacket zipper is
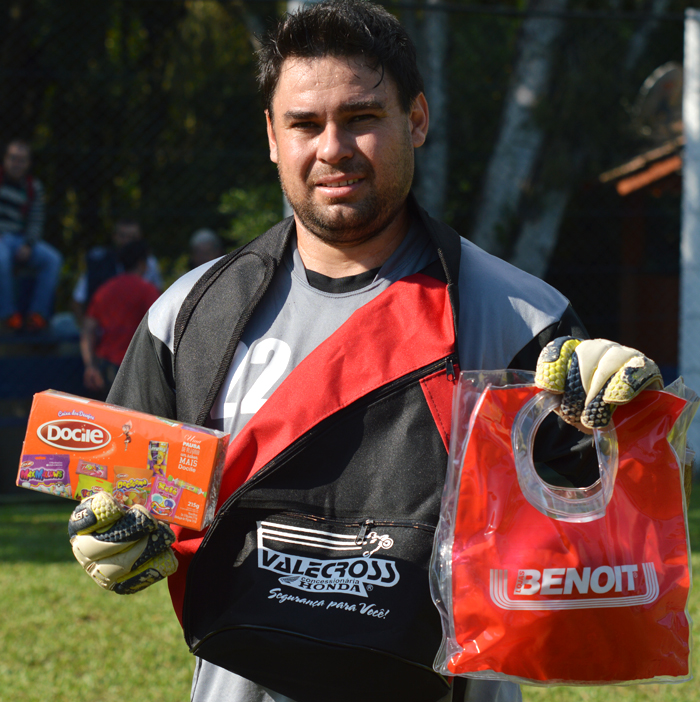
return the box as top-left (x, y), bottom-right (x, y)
top-left (194, 353), bottom-right (456, 554)
top-left (262, 513), bottom-right (436, 543)
top-left (356, 519), bottom-right (372, 545)
top-left (445, 357), bottom-right (456, 383)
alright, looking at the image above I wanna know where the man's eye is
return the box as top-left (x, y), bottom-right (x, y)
top-left (350, 114), bottom-right (375, 123)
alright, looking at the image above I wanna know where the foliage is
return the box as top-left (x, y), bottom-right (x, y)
top-left (0, 0), bottom-right (278, 295)
top-left (219, 183), bottom-right (284, 249)
top-left (0, 0), bottom-right (694, 333)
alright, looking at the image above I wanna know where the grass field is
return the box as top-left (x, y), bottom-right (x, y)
top-left (1, 490), bottom-right (699, 702)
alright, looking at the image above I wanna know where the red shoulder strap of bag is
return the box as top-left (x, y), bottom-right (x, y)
top-left (167, 271), bottom-right (457, 624)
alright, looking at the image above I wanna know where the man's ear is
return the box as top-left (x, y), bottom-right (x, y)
top-left (266, 110), bottom-right (279, 164)
top-left (409, 93), bottom-right (429, 148)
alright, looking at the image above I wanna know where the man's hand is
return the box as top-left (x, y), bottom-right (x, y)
top-left (83, 365), bottom-right (105, 391)
top-left (68, 491), bottom-right (178, 594)
top-left (535, 338), bottom-right (663, 430)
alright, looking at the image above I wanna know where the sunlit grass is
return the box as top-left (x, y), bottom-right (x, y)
top-left (0, 497), bottom-right (192, 702)
top-left (2, 485), bottom-right (700, 701)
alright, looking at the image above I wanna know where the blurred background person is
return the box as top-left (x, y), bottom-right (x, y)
top-left (72, 217), bottom-right (162, 322)
top-left (0, 139), bottom-right (62, 332)
top-left (80, 239), bottom-right (160, 399)
top-left (189, 227), bottom-right (225, 269)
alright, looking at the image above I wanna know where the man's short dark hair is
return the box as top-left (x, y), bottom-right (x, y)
top-left (118, 240), bottom-right (149, 273)
top-left (257, 0), bottom-right (424, 117)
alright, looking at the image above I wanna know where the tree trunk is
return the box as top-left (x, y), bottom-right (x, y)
top-left (470, 0), bottom-right (569, 258)
top-left (507, 0), bottom-right (673, 280)
top-left (417, 0), bottom-right (449, 219)
top-left (509, 188), bottom-right (571, 278)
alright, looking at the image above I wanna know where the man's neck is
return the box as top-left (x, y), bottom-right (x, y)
top-left (295, 206), bottom-right (410, 278)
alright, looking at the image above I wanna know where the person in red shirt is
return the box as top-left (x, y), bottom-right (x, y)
top-left (80, 239), bottom-right (160, 398)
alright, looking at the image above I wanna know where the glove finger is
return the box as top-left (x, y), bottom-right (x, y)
top-left (580, 355), bottom-right (662, 430)
top-left (72, 517), bottom-right (174, 569)
top-left (68, 491), bottom-right (125, 539)
top-left (81, 504), bottom-right (160, 545)
top-left (580, 379), bottom-right (616, 429)
top-left (80, 520), bottom-right (175, 582)
top-left (535, 337), bottom-right (582, 394)
top-left (557, 350), bottom-right (587, 425)
top-left (578, 341), bottom-right (640, 406)
top-left (70, 502), bottom-right (161, 568)
top-left (112, 549), bottom-right (179, 595)
top-left (602, 355), bottom-right (663, 405)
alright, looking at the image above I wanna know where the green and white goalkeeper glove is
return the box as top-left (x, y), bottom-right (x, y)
top-left (535, 337), bottom-right (663, 430)
top-left (68, 491), bottom-right (178, 595)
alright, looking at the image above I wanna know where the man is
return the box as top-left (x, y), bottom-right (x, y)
top-left (80, 240), bottom-right (161, 399)
top-left (0, 139), bottom-right (63, 332)
top-left (71, 218), bottom-right (162, 321)
top-left (68, 3), bottom-right (662, 702)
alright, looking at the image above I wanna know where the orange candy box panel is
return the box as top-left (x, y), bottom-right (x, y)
top-left (17, 390), bottom-right (229, 531)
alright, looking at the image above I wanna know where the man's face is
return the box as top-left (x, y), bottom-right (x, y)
top-left (3, 144), bottom-right (31, 181)
top-left (113, 223), bottom-right (141, 248)
top-left (266, 55), bottom-right (428, 247)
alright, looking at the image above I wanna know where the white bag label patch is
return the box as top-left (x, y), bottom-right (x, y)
top-left (490, 563), bottom-right (658, 610)
top-left (257, 521), bottom-right (400, 598)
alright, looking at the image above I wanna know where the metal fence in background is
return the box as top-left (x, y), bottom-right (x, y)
top-left (0, 1), bottom-right (689, 416)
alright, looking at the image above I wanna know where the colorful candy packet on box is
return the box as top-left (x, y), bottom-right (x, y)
top-left (113, 466), bottom-right (153, 507)
top-left (148, 477), bottom-right (183, 519)
top-left (18, 454), bottom-right (72, 498)
top-left (148, 441), bottom-right (169, 477)
top-left (76, 460), bottom-right (108, 479)
top-left (74, 475), bottom-right (113, 501)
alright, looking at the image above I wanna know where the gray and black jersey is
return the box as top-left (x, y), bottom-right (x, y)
top-left (108, 198), bottom-right (589, 702)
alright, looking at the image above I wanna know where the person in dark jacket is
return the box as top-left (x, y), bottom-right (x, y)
top-left (67, 3), bottom-right (662, 702)
top-left (0, 139), bottom-right (62, 332)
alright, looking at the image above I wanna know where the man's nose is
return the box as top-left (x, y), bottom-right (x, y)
top-left (317, 123), bottom-right (353, 164)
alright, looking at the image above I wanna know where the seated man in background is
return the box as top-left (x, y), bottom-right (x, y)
top-left (72, 218), bottom-right (162, 322)
top-left (0, 139), bottom-right (63, 332)
top-left (80, 239), bottom-right (161, 399)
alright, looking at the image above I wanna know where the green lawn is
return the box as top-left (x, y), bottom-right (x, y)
top-left (0, 496), bottom-right (192, 702)
top-left (1, 489), bottom-right (699, 701)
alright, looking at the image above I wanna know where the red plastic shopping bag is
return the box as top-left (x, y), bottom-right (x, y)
top-left (431, 370), bottom-right (698, 685)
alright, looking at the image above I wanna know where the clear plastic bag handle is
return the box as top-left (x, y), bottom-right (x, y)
top-left (511, 390), bottom-right (619, 523)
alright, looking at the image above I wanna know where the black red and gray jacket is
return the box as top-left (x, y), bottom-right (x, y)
top-left (108, 195), bottom-right (592, 702)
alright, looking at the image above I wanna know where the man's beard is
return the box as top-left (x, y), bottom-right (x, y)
top-left (280, 179), bottom-right (406, 247)
top-left (278, 146), bottom-right (414, 247)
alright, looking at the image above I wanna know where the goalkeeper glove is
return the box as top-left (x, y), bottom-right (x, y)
top-left (535, 337), bottom-right (663, 430)
top-left (68, 491), bottom-right (178, 595)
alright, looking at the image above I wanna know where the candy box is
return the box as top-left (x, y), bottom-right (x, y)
top-left (17, 390), bottom-right (229, 531)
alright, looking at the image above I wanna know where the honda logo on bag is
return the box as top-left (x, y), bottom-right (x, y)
top-left (490, 563), bottom-right (659, 610)
top-left (37, 420), bottom-right (111, 451)
top-left (257, 521), bottom-right (400, 598)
